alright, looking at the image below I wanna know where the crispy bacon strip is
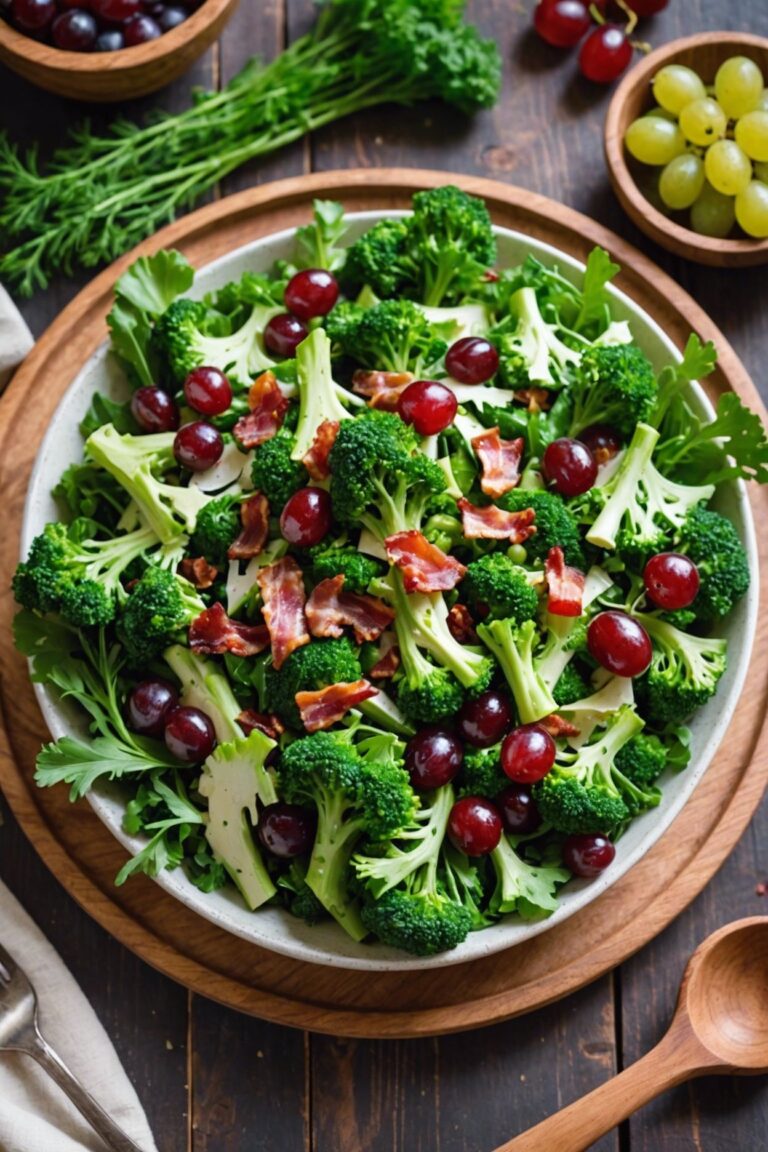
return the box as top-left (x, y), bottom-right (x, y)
top-left (179, 556), bottom-right (218, 590)
top-left (306, 575), bottom-right (395, 645)
top-left (236, 709), bottom-right (285, 739)
top-left (233, 370), bottom-right (289, 448)
top-left (228, 493), bottom-right (270, 561)
top-left (513, 387), bottom-right (552, 413)
top-left (458, 498), bottom-right (537, 543)
top-left (296, 679), bottom-right (379, 733)
top-left (302, 419), bottom-right (340, 481)
top-left (447, 602), bottom-right (479, 645)
top-left (471, 427), bottom-right (524, 499)
top-left (385, 530), bottom-right (467, 593)
top-left (352, 369), bottom-right (414, 411)
top-left (541, 713), bottom-right (581, 739)
top-left (369, 634), bottom-right (401, 679)
top-left (256, 556), bottom-right (310, 670)
top-left (545, 546), bottom-right (585, 617)
top-left (189, 602), bottom-right (270, 658)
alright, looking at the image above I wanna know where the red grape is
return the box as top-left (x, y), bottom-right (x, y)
top-left (457, 690), bottom-right (512, 748)
top-left (92, 0), bottom-right (140, 19)
top-left (164, 706), bottom-right (216, 762)
top-left (445, 337), bottom-right (499, 384)
top-left (125, 678), bottom-right (179, 737)
top-left (284, 269), bottom-right (340, 321)
top-left (94, 28), bottom-right (123, 47)
top-left (501, 724), bottom-right (556, 784)
top-left (497, 783), bottom-right (543, 836)
top-left (643, 553), bottom-right (700, 611)
top-left (587, 610), bottom-right (653, 678)
top-left (577, 423), bottom-right (622, 464)
top-left (279, 487), bottom-right (332, 547)
top-left (627, 0), bottom-right (668, 14)
top-left (51, 8), bottom-right (97, 47)
top-left (173, 421), bottom-right (224, 472)
top-left (131, 386), bottom-right (179, 433)
top-left (397, 380), bottom-right (458, 436)
top-left (562, 833), bottom-right (616, 877)
top-left (184, 366), bottom-right (232, 416)
top-left (533, 0), bottom-right (590, 49)
top-left (257, 803), bottom-right (316, 858)
top-left (405, 728), bottom-right (463, 791)
top-left (156, 4), bottom-right (187, 30)
top-left (578, 24), bottom-right (632, 84)
top-left (123, 12), bottom-right (160, 42)
top-left (264, 313), bottom-right (308, 357)
top-left (448, 797), bottom-right (503, 856)
top-left (11, 0), bottom-right (55, 30)
top-left (542, 437), bottom-right (597, 496)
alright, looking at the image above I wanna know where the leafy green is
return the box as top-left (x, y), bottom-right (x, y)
top-left (107, 251), bottom-right (194, 387)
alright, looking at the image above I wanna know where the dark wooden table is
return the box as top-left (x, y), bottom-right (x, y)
top-left (1, 2), bottom-right (767, 1149)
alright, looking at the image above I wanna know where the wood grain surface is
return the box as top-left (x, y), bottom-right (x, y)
top-left (1, 1), bottom-right (767, 1149)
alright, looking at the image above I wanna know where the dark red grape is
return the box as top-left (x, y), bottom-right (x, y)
top-left (577, 423), bottom-right (622, 464)
top-left (284, 269), bottom-right (340, 321)
top-left (58, 0), bottom-right (92, 9)
top-left (123, 12), bottom-right (160, 42)
top-left (11, 0), bottom-right (55, 31)
top-left (628, 0), bottom-right (668, 14)
top-left (164, 706), bottom-right (216, 763)
top-left (542, 437), bottom-right (597, 496)
top-left (405, 727), bottom-right (463, 791)
top-left (51, 8), bottom-right (96, 48)
top-left (578, 24), bottom-right (632, 83)
top-left (587, 611), bottom-right (653, 678)
top-left (501, 724), bottom-right (556, 784)
top-left (445, 337), bottom-right (499, 384)
top-left (257, 803), bottom-right (316, 859)
top-left (533, 0), bottom-right (590, 48)
top-left (94, 27), bottom-right (123, 47)
top-left (563, 833), bottom-right (616, 877)
top-left (173, 421), bottom-right (224, 472)
top-left (497, 783), bottom-right (543, 835)
top-left (92, 0), bottom-right (140, 19)
top-left (448, 796), bottom-right (503, 856)
top-left (457, 690), bottom-right (511, 748)
top-left (156, 3), bottom-right (187, 30)
top-left (397, 380), bottom-right (458, 436)
top-left (264, 313), bottom-right (308, 357)
top-left (643, 553), bottom-right (700, 611)
top-left (184, 366), bottom-right (232, 416)
top-left (279, 487), bottom-right (332, 547)
top-left (125, 678), bottom-right (179, 737)
top-left (131, 386), bottom-right (179, 433)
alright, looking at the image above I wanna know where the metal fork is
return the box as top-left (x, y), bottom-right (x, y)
top-left (0, 940), bottom-right (146, 1152)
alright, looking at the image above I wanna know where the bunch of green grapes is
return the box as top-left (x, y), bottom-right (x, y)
top-left (624, 55), bottom-right (768, 239)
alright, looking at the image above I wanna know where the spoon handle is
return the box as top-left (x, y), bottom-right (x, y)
top-left (493, 1027), bottom-right (712, 1152)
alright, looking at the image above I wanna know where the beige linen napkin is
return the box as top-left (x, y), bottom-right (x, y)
top-left (0, 285), bottom-right (34, 391)
top-left (0, 880), bottom-right (158, 1152)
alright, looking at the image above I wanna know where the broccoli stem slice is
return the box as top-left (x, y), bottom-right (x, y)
top-left (304, 791), bottom-right (368, 942)
top-left (352, 785), bottom-right (454, 897)
top-left (510, 286), bottom-right (582, 386)
top-left (163, 644), bottom-right (244, 745)
top-left (291, 327), bottom-right (362, 462)
top-left (587, 423), bottom-right (659, 550)
top-left (489, 835), bottom-right (569, 919)
top-left (477, 618), bottom-right (557, 724)
top-left (390, 571), bottom-right (490, 690)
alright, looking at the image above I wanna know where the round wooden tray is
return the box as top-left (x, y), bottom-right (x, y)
top-left (1, 170), bottom-right (766, 1039)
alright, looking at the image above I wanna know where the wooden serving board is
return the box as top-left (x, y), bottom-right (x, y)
top-left (1, 170), bottom-right (766, 1040)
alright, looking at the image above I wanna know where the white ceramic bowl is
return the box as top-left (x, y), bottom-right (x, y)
top-left (23, 214), bottom-right (759, 971)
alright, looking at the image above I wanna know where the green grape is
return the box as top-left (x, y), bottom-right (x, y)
top-left (754, 160), bottom-right (768, 182)
top-left (652, 64), bottom-right (707, 115)
top-left (625, 116), bottom-right (687, 166)
top-left (714, 56), bottom-right (764, 119)
top-left (704, 140), bottom-right (753, 196)
top-left (658, 153), bottom-right (705, 210)
top-left (735, 180), bottom-right (768, 238)
top-left (679, 97), bottom-right (727, 147)
top-left (759, 89), bottom-right (768, 112)
top-left (644, 106), bottom-right (679, 122)
top-left (690, 181), bottom-right (736, 238)
top-left (734, 110), bottom-right (768, 162)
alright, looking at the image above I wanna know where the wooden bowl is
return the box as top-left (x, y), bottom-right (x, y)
top-left (605, 32), bottom-right (768, 267)
top-left (0, 0), bottom-right (238, 101)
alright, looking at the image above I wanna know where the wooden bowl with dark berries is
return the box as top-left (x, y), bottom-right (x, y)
top-left (0, 0), bottom-right (239, 101)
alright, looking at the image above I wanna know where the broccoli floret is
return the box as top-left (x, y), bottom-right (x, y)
top-left (534, 706), bottom-right (656, 835)
top-left (341, 218), bottom-right (412, 300)
top-left (553, 663), bottom-right (591, 707)
top-left (309, 542), bottom-right (385, 595)
top-left (163, 644), bottom-right (245, 744)
top-left (636, 612), bottom-right (728, 725)
top-left (492, 287), bottom-right (581, 388)
top-left (461, 553), bottom-right (539, 623)
top-left (277, 860), bottom-right (328, 925)
top-left (614, 733), bottom-right (667, 792)
top-left (325, 297), bottom-right (449, 376)
top-left (355, 784), bottom-right (474, 955)
top-left (329, 409), bottom-right (447, 541)
top-left (488, 835), bottom-right (569, 919)
top-left (264, 636), bottom-right (362, 730)
top-left (152, 294), bottom-right (281, 388)
top-left (585, 423), bottom-right (716, 555)
top-left (291, 327), bottom-right (363, 463)
top-left (499, 489), bottom-right (585, 568)
top-left (250, 430), bottom-right (307, 510)
top-left (677, 504), bottom-right (750, 621)
top-left (459, 744), bottom-right (507, 799)
top-left (190, 494), bottom-right (242, 569)
top-left (86, 424), bottom-right (209, 545)
top-left (279, 732), bottom-right (417, 940)
top-left (12, 519), bottom-right (163, 627)
top-left (477, 618), bottom-right (557, 724)
top-left (568, 344), bottom-right (658, 440)
top-left (117, 567), bottom-right (206, 664)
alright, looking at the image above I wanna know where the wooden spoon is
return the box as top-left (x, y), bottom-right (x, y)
top-left (494, 917), bottom-right (768, 1152)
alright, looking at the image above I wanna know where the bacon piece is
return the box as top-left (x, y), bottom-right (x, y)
top-left (228, 493), bottom-right (270, 561)
top-left (306, 575), bottom-right (395, 645)
top-left (447, 602), bottom-right (479, 645)
top-left (513, 387), bottom-right (552, 413)
top-left (471, 427), bottom-right (524, 499)
top-left (233, 370), bottom-right (289, 448)
top-left (256, 556), bottom-right (310, 670)
top-left (302, 419), bottom-right (340, 481)
top-left (179, 556), bottom-right (218, 590)
top-left (352, 369), bottom-right (414, 411)
top-left (236, 709), bottom-right (285, 739)
top-left (545, 546), bottom-right (585, 618)
top-left (296, 680), bottom-right (379, 733)
top-left (189, 602), bottom-right (270, 658)
top-left (369, 634), bottom-right (401, 680)
top-left (458, 498), bottom-right (537, 543)
top-left (385, 530), bottom-right (467, 594)
top-left (541, 713), bottom-right (581, 739)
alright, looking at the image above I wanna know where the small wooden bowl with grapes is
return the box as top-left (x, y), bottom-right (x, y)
top-left (605, 32), bottom-right (768, 266)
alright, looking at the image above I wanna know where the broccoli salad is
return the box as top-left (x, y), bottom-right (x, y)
top-left (14, 186), bottom-right (767, 958)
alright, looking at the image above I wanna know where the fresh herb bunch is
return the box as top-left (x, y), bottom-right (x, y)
top-left (0, 0), bottom-right (501, 296)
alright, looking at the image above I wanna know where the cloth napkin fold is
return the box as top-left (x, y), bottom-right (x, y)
top-left (0, 880), bottom-right (158, 1152)
top-left (0, 285), bottom-right (34, 392)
